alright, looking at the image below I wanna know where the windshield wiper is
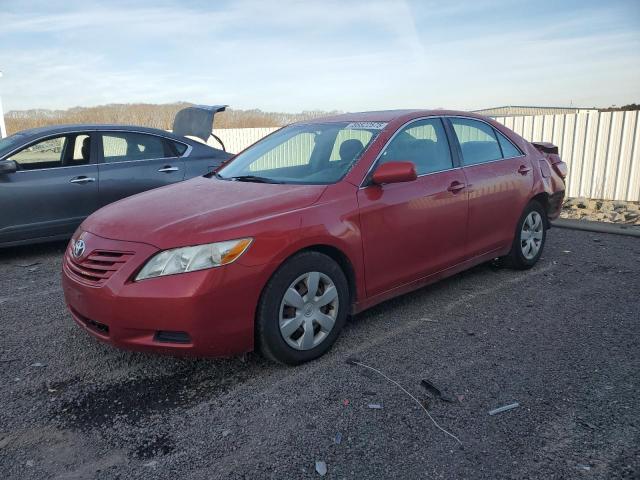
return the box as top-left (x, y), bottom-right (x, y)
top-left (226, 175), bottom-right (283, 184)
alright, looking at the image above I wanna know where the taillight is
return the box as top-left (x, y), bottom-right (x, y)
top-left (545, 153), bottom-right (567, 179)
top-left (553, 161), bottom-right (568, 178)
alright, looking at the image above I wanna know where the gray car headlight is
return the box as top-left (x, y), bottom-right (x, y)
top-left (135, 238), bottom-right (253, 281)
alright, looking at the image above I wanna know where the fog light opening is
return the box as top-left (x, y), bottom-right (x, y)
top-left (154, 331), bottom-right (191, 344)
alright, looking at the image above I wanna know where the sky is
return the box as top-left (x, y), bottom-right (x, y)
top-left (0, 0), bottom-right (639, 113)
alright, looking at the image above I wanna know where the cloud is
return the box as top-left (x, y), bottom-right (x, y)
top-left (0, 0), bottom-right (638, 112)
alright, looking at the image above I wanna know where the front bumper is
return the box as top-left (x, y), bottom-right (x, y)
top-left (62, 231), bottom-right (269, 357)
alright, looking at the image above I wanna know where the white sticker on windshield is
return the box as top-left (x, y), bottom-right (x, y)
top-left (345, 122), bottom-right (387, 130)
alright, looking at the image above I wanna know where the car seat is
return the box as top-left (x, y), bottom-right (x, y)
top-left (339, 139), bottom-right (364, 163)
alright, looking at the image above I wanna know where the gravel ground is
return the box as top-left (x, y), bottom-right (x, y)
top-left (0, 228), bottom-right (638, 480)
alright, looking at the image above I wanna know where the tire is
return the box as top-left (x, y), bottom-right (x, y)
top-left (256, 251), bottom-right (349, 365)
top-left (502, 200), bottom-right (547, 270)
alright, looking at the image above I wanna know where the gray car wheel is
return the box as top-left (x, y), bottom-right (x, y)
top-left (503, 200), bottom-right (547, 269)
top-left (278, 271), bottom-right (340, 351)
top-left (256, 251), bottom-right (349, 365)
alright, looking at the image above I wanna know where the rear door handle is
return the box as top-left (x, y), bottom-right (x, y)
top-left (158, 166), bottom-right (179, 173)
top-left (447, 181), bottom-right (466, 193)
top-left (518, 165), bottom-right (532, 175)
top-left (69, 176), bottom-right (96, 184)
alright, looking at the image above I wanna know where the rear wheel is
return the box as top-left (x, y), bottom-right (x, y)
top-left (256, 251), bottom-right (349, 365)
top-left (502, 201), bottom-right (547, 269)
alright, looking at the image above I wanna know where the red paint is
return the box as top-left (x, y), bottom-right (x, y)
top-left (62, 110), bottom-right (566, 357)
top-left (357, 168), bottom-right (468, 296)
top-left (371, 161), bottom-right (417, 185)
top-left (462, 155), bottom-right (534, 258)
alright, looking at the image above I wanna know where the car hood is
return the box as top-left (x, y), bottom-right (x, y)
top-left (82, 177), bottom-right (327, 249)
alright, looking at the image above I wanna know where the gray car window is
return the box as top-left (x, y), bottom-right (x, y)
top-left (168, 140), bottom-right (188, 157)
top-left (9, 136), bottom-right (68, 170)
top-left (379, 118), bottom-right (453, 175)
top-left (496, 130), bottom-right (522, 158)
top-left (102, 132), bottom-right (171, 163)
top-left (450, 118), bottom-right (502, 166)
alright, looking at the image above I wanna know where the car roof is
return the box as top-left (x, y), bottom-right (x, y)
top-left (301, 109), bottom-right (491, 124)
top-left (13, 124), bottom-right (190, 143)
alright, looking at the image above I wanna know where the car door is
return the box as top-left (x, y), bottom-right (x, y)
top-left (357, 118), bottom-right (468, 297)
top-left (446, 117), bottom-right (533, 258)
top-left (97, 131), bottom-right (186, 207)
top-left (0, 132), bottom-right (98, 243)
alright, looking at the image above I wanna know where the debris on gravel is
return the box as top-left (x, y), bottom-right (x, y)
top-left (420, 379), bottom-right (456, 403)
top-left (488, 402), bottom-right (520, 416)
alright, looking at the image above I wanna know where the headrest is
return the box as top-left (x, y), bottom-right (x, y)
top-left (339, 139), bottom-right (364, 162)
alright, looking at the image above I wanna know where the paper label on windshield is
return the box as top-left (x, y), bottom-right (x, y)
top-left (345, 122), bottom-right (387, 130)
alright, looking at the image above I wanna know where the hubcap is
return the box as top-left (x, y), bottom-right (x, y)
top-left (278, 271), bottom-right (339, 351)
top-left (520, 211), bottom-right (544, 260)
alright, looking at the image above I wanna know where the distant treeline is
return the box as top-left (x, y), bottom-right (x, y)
top-left (600, 103), bottom-right (640, 112)
top-left (5, 102), bottom-right (340, 135)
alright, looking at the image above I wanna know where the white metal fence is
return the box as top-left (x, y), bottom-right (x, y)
top-left (495, 111), bottom-right (639, 202)
top-left (213, 127), bottom-right (278, 155)
top-left (212, 110), bottom-right (640, 202)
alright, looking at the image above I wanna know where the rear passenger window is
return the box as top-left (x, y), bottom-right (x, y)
top-left (379, 118), bottom-right (453, 175)
top-left (101, 133), bottom-right (170, 163)
top-left (169, 140), bottom-right (188, 157)
top-left (450, 118), bottom-right (502, 166)
top-left (496, 131), bottom-right (522, 158)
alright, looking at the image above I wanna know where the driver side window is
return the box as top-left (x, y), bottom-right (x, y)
top-left (10, 136), bottom-right (68, 170)
top-left (379, 118), bottom-right (453, 175)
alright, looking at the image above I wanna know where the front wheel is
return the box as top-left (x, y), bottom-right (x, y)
top-left (502, 201), bottom-right (547, 269)
top-left (256, 251), bottom-right (349, 365)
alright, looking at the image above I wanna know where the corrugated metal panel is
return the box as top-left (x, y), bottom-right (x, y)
top-left (627, 111), bottom-right (640, 201)
top-left (210, 127), bottom-right (278, 154)
top-left (213, 111), bottom-right (640, 201)
top-left (495, 111), bottom-right (639, 201)
top-left (618, 111), bottom-right (638, 200)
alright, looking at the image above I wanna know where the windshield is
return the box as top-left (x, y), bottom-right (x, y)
top-left (217, 121), bottom-right (386, 184)
top-left (0, 133), bottom-right (27, 158)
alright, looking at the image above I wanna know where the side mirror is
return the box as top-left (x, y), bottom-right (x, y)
top-left (372, 161), bottom-right (417, 185)
top-left (0, 160), bottom-right (17, 174)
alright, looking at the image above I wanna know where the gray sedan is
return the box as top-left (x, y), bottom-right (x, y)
top-left (0, 106), bottom-right (232, 247)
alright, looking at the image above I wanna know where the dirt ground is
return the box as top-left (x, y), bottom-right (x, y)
top-left (0, 227), bottom-right (638, 479)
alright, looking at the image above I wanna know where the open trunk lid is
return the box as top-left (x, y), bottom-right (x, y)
top-left (172, 105), bottom-right (227, 143)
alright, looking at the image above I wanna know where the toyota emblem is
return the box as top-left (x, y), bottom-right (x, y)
top-left (72, 239), bottom-right (86, 258)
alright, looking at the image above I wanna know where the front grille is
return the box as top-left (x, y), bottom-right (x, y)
top-left (65, 249), bottom-right (133, 286)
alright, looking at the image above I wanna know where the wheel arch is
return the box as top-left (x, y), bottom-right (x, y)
top-left (299, 244), bottom-right (358, 308)
top-left (258, 242), bottom-right (359, 315)
top-left (529, 192), bottom-right (552, 228)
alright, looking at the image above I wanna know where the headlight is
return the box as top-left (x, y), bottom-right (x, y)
top-left (135, 238), bottom-right (253, 281)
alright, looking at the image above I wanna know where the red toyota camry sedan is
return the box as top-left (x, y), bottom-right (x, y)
top-left (62, 110), bottom-right (566, 364)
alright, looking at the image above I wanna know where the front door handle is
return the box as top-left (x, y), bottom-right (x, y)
top-left (447, 181), bottom-right (466, 193)
top-left (158, 166), bottom-right (179, 173)
top-left (69, 176), bottom-right (96, 184)
top-left (518, 165), bottom-right (532, 175)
